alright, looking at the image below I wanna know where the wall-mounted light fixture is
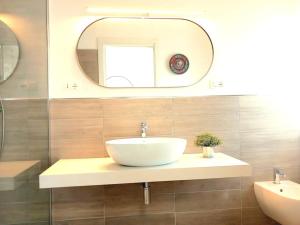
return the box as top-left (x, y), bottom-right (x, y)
top-left (86, 7), bottom-right (151, 17)
top-left (85, 7), bottom-right (200, 18)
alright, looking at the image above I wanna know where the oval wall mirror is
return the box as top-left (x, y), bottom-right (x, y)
top-left (77, 17), bottom-right (214, 88)
top-left (0, 20), bottom-right (20, 84)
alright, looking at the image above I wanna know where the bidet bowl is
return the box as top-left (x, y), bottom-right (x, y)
top-left (254, 180), bottom-right (300, 225)
top-left (105, 137), bottom-right (187, 166)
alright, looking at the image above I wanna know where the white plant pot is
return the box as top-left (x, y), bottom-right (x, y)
top-left (202, 147), bottom-right (215, 158)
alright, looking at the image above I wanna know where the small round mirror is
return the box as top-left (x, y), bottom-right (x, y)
top-left (0, 20), bottom-right (20, 84)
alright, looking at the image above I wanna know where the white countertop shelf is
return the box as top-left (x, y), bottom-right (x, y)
top-left (39, 153), bottom-right (251, 189)
top-left (0, 160), bottom-right (41, 191)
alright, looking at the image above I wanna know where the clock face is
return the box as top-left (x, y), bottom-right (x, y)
top-left (169, 54), bottom-right (189, 74)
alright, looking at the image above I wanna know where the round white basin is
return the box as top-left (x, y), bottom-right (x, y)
top-left (105, 137), bottom-right (187, 166)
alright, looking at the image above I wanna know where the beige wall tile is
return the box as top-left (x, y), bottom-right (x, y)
top-left (53, 218), bottom-right (104, 225)
top-left (0, 202), bottom-right (49, 224)
top-left (0, 181), bottom-right (49, 203)
top-left (173, 96), bottom-right (239, 115)
top-left (175, 190), bottom-right (241, 212)
top-left (176, 209), bottom-right (241, 225)
top-left (50, 118), bottom-right (105, 162)
top-left (53, 218), bottom-right (105, 225)
top-left (52, 186), bottom-right (104, 203)
top-left (52, 201), bottom-right (104, 221)
top-left (106, 213), bottom-right (175, 225)
top-left (48, 96), bottom-right (300, 225)
top-left (50, 99), bottom-right (102, 119)
top-left (52, 187), bottom-right (105, 222)
top-left (173, 113), bottom-right (239, 136)
top-left (105, 193), bottom-right (174, 217)
top-left (103, 116), bottom-right (172, 138)
top-left (0, 203), bottom-right (28, 224)
top-left (102, 99), bottom-right (172, 118)
top-left (175, 178), bottom-right (241, 193)
top-left (105, 182), bottom-right (174, 198)
top-left (242, 207), bottom-right (279, 225)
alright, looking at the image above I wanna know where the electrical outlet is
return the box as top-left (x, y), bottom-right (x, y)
top-left (209, 80), bottom-right (224, 88)
top-left (67, 83), bottom-right (78, 90)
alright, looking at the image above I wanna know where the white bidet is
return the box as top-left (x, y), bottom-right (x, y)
top-left (254, 180), bottom-right (300, 225)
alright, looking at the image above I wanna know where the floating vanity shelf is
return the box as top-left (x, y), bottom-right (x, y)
top-left (0, 160), bottom-right (41, 191)
top-left (39, 153), bottom-right (251, 189)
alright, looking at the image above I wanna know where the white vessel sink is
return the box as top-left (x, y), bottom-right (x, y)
top-left (254, 180), bottom-right (300, 225)
top-left (105, 137), bottom-right (187, 166)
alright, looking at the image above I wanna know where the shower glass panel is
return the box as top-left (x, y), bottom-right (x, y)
top-left (0, 0), bottom-right (50, 224)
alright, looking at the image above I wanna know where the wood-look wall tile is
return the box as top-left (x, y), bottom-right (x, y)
top-left (173, 96), bottom-right (239, 115)
top-left (241, 167), bottom-right (273, 190)
top-left (175, 190), bottom-right (241, 212)
top-left (150, 182), bottom-right (175, 194)
top-left (240, 130), bottom-right (299, 153)
top-left (241, 149), bottom-right (300, 169)
top-left (102, 99), bottom-right (172, 118)
top-left (51, 118), bottom-right (102, 139)
top-left (106, 213), bottom-right (175, 225)
top-left (242, 187), bottom-right (259, 208)
top-left (50, 99), bottom-right (102, 119)
top-left (240, 130), bottom-right (300, 169)
top-left (1, 99), bottom-right (49, 163)
top-left (52, 201), bottom-right (104, 221)
top-left (242, 207), bottom-right (279, 225)
top-left (103, 116), bottom-right (172, 138)
top-left (2, 100), bottom-right (29, 120)
top-left (175, 178), bottom-right (241, 193)
top-left (53, 218), bottom-right (104, 225)
top-left (173, 113), bottom-right (239, 136)
top-left (240, 113), bottom-right (293, 132)
top-left (0, 182), bottom-right (49, 203)
top-left (27, 202), bottom-right (50, 222)
top-left (239, 96), bottom-right (297, 132)
top-left (52, 186), bottom-right (104, 203)
top-left (27, 99), bottom-right (49, 120)
top-left (50, 118), bottom-right (105, 162)
top-left (47, 96), bottom-right (300, 225)
top-left (0, 202), bottom-right (49, 224)
top-left (51, 139), bottom-right (107, 163)
top-left (28, 119), bottom-right (49, 139)
top-left (0, 203), bottom-right (28, 224)
top-left (52, 187), bottom-right (105, 222)
top-left (105, 194), bottom-right (174, 217)
top-left (105, 182), bottom-right (174, 198)
top-left (22, 222), bottom-right (49, 225)
top-left (176, 209), bottom-right (241, 225)
top-left (104, 183), bottom-right (144, 198)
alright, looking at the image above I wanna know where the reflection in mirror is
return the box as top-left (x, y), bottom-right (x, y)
top-left (77, 18), bottom-right (214, 88)
top-left (0, 20), bottom-right (19, 84)
top-left (104, 45), bottom-right (155, 87)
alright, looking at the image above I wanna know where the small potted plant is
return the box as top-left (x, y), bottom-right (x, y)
top-left (195, 133), bottom-right (222, 158)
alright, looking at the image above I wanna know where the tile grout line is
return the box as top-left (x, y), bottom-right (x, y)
top-left (238, 96), bottom-right (243, 225)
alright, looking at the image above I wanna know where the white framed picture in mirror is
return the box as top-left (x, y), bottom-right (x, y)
top-left (97, 38), bottom-right (157, 87)
top-left (76, 17), bottom-right (214, 88)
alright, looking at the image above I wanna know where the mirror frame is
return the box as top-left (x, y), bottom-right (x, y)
top-left (76, 17), bottom-right (214, 88)
top-left (0, 20), bottom-right (20, 85)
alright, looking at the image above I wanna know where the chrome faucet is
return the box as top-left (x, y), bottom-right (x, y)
top-left (141, 122), bottom-right (148, 138)
top-left (273, 168), bottom-right (285, 184)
